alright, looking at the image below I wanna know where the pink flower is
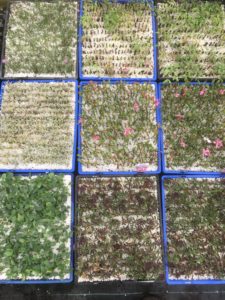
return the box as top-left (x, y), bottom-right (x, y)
top-left (154, 99), bottom-right (160, 107)
top-left (63, 57), bottom-right (68, 64)
top-left (124, 127), bottom-right (134, 136)
top-left (92, 135), bottom-right (100, 142)
top-left (135, 164), bottom-right (148, 172)
top-left (122, 67), bottom-right (129, 74)
top-left (214, 138), bottom-right (223, 149)
top-left (2, 58), bottom-right (7, 64)
top-left (178, 87), bottom-right (188, 97)
top-left (175, 114), bottom-right (185, 121)
top-left (202, 148), bottom-right (211, 158)
top-left (199, 89), bottom-right (207, 96)
top-left (219, 89), bottom-right (225, 95)
top-left (133, 101), bottom-right (140, 112)
top-left (179, 138), bottom-right (187, 148)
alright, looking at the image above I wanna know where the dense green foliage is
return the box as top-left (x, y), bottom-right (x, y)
top-left (0, 173), bottom-right (71, 279)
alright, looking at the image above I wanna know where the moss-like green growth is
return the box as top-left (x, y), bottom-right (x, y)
top-left (4, 1), bottom-right (77, 77)
top-left (164, 177), bottom-right (225, 280)
top-left (0, 173), bottom-right (71, 280)
top-left (77, 177), bottom-right (163, 281)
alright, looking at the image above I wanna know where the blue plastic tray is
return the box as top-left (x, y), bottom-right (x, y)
top-left (0, 172), bottom-right (74, 284)
top-left (78, 80), bottom-right (162, 175)
top-left (78, 0), bottom-right (157, 81)
top-left (0, 79), bottom-right (78, 173)
top-left (161, 174), bottom-right (225, 285)
top-left (159, 82), bottom-right (225, 175)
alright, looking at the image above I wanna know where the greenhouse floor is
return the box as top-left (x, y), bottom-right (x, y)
top-left (1, 282), bottom-right (225, 300)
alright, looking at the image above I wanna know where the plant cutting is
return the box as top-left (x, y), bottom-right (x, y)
top-left (0, 173), bottom-right (72, 281)
top-left (157, 0), bottom-right (225, 80)
top-left (3, 0), bottom-right (77, 78)
top-left (161, 83), bottom-right (225, 173)
top-left (0, 80), bottom-right (76, 171)
top-left (78, 81), bottom-right (160, 174)
top-left (80, 0), bottom-right (155, 79)
top-left (163, 176), bottom-right (225, 281)
top-left (77, 176), bottom-right (163, 282)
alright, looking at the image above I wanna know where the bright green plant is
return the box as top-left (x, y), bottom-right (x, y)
top-left (82, 0), bottom-right (154, 78)
top-left (77, 177), bottom-right (163, 281)
top-left (165, 177), bottom-right (225, 279)
top-left (103, 5), bottom-right (124, 34)
top-left (79, 82), bottom-right (159, 172)
top-left (0, 173), bottom-right (71, 280)
top-left (0, 81), bottom-right (75, 169)
top-left (157, 0), bottom-right (225, 80)
top-left (4, 1), bottom-right (77, 77)
top-left (162, 84), bottom-right (225, 172)
top-left (81, 14), bottom-right (93, 30)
